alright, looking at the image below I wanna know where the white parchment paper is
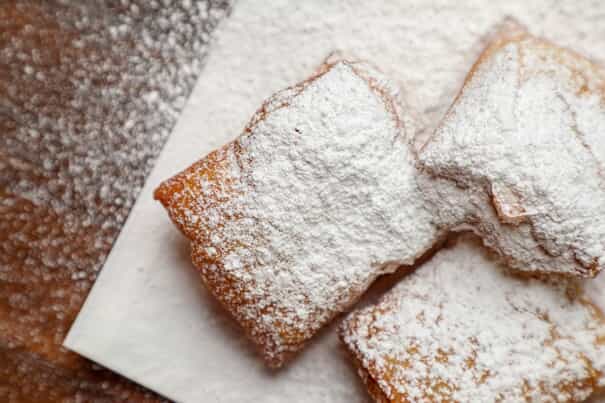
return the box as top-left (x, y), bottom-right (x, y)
top-left (64, 1), bottom-right (605, 402)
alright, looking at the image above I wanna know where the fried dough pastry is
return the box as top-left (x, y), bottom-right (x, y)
top-left (420, 23), bottom-right (605, 278)
top-left (340, 237), bottom-right (605, 402)
top-left (154, 58), bottom-right (439, 367)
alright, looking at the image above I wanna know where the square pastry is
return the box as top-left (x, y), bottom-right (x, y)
top-left (420, 23), bottom-right (605, 278)
top-left (340, 236), bottom-right (605, 402)
top-left (154, 58), bottom-right (440, 367)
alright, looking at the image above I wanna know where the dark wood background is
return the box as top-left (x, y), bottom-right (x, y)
top-left (0, 1), bottom-right (231, 401)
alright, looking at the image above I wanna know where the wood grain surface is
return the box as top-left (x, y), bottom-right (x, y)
top-left (0, 1), bottom-right (231, 401)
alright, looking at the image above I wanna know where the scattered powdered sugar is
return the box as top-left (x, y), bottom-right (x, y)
top-left (156, 60), bottom-right (439, 366)
top-left (420, 29), bottom-right (605, 277)
top-left (340, 236), bottom-right (605, 402)
top-left (0, 1), bottom-right (230, 400)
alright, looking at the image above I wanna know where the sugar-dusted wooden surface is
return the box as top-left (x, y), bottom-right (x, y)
top-left (0, 1), bottom-right (231, 401)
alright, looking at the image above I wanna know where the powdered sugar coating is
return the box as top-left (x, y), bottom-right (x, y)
top-left (155, 60), bottom-right (439, 366)
top-left (420, 30), bottom-right (605, 277)
top-left (340, 237), bottom-right (605, 402)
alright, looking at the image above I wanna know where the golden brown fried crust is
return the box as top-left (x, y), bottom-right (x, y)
top-left (155, 144), bottom-right (297, 367)
top-left (338, 319), bottom-right (392, 403)
top-left (153, 66), bottom-right (337, 367)
top-left (154, 144), bottom-right (238, 242)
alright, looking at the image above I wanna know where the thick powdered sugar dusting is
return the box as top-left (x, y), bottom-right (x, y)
top-left (420, 32), bottom-right (605, 277)
top-left (340, 237), bottom-right (605, 402)
top-left (156, 61), bottom-right (438, 366)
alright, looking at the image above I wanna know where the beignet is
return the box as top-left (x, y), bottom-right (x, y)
top-left (155, 59), bottom-right (439, 367)
top-left (420, 23), bottom-right (605, 278)
top-left (340, 237), bottom-right (605, 402)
